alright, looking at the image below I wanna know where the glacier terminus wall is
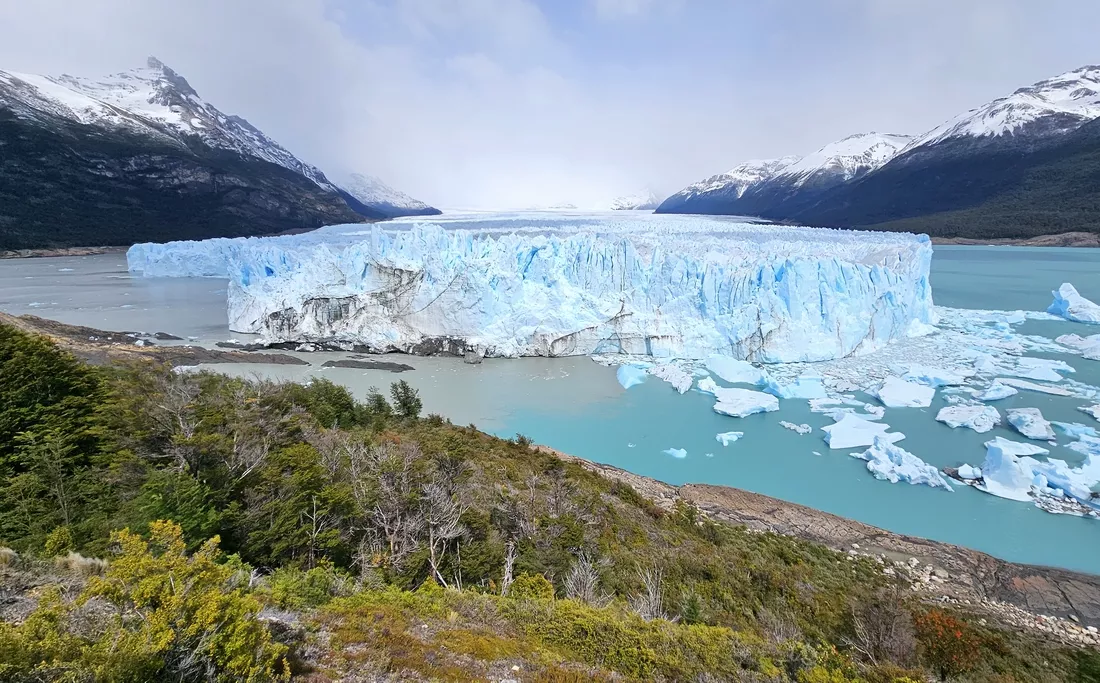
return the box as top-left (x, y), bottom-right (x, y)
top-left (127, 212), bottom-right (935, 362)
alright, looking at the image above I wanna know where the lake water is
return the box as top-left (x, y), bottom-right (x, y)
top-left (3, 244), bottom-right (1100, 573)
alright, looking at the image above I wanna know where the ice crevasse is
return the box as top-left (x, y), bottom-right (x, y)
top-left (128, 218), bottom-right (935, 362)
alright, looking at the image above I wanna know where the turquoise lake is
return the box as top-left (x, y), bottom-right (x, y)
top-left (2, 245), bottom-right (1099, 573)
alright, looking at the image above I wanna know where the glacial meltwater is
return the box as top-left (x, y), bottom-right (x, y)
top-left (3, 244), bottom-right (1100, 573)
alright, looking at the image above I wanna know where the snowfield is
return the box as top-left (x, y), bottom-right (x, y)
top-left (128, 213), bottom-right (934, 362)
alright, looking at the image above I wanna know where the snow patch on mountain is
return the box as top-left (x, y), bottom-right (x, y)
top-left (337, 173), bottom-right (438, 217)
top-left (775, 133), bottom-right (913, 186)
top-left (906, 65), bottom-right (1100, 149)
top-left (611, 189), bottom-right (662, 210)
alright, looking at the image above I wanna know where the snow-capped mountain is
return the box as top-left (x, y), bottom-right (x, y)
top-left (337, 173), bottom-right (440, 218)
top-left (1, 58), bottom-right (336, 188)
top-left (0, 58), bottom-right (440, 248)
top-left (658, 133), bottom-right (909, 216)
top-left (906, 65), bottom-right (1100, 151)
top-left (659, 64), bottom-right (1100, 238)
top-left (610, 189), bottom-right (662, 210)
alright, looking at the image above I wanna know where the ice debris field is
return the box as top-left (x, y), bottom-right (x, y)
top-left (128, 212), bottom-right (1100, 522)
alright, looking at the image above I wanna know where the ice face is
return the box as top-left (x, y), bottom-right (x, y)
top-left (935, 405), bottom-right (1000, 433)
top-left (851, 436), bottom-right (953, 491)
top-left (1006, 408), bottom-right (1056, 441)
top-left (1048, 283), bottom-right (1100, 324)
top-left (128, 216), bottom-right (934, 362)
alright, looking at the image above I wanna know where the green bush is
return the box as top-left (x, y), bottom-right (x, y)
top-left (509, 572), bottom-right (556, 600)
top-left (267, 562), bottom-right (349, 610)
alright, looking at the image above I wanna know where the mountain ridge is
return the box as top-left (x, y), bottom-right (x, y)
top-left (657, 64), bottom-right (1100, 237)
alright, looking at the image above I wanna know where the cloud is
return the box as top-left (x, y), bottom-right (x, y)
top-left (1, 0), bottom-right (1099, 208)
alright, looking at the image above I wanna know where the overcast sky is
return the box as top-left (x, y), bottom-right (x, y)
top-left (2, 0), bottom-right (1098, 208)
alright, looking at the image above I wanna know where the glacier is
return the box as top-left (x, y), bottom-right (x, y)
top-left (127, 214), bottom-right (934, 362)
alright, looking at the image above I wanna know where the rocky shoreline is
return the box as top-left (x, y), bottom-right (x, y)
top-left (933, 231), bottom-right (1100, 247)
top-left (0, 245), bottom-right (127, 259)
top-left (544, 446), bottom-right (1100, 643)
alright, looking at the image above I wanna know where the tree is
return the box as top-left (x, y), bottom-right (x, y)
top-left (390, 380), bottom-right (422, 419)
top-left (913, 608), bottom-right (980, 681)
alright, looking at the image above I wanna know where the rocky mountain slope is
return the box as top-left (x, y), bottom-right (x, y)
top-left (660, 65), bottom-right (1100, 238)
top-left (0, 58), bottom-right (437, 249)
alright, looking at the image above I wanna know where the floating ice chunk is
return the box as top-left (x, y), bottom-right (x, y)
top-left (1081, 404), bottom-right (1100, 422)
top-left (902, 364), bottom-right (971, 387)
top-left (1057, 333), bottom-right (1100, 360)
top-left (58, 267), bottom-right (74, 272)
top-left (976, 382), bottom-right (1018, 401)
top-left (712, 388), bottom-right (779, 418)
top-left (705, 452), bottom-right (715, 458)
top-left (779, 421), bottom-right (812, 435)
top-left (851, 436), bottom-right (952, 490)
top-left (617, 365), bottom-right (649, 389)
top-left (995, 377), bottom-right (1074, 397)
top-left (977, 437), bottom-right (1050, 502)
top-left (705, 356), bottom-right (768, 385)
top-left (1048, 283), bottom-right (1100, 324)
top-left (1053, 422), bottom-right (1098, 439)
top-left (812, 451), bottom-right (822, 456)
top-left (715, 431), bottom-right (744, 446)
top-left (1006, 357), bottom-right (1074, 383)
top-left (935, 405), bottom-right (1000, 433)
top-left (627, 443), bottom-right (636, 448)
top-left (871, 376), bottom-right (935, 408)
top-left (1006, 408), bottom-right (1056, 441)
top-left (822, 414), bottom-right (905, 449)
top-left (648, 363), bottom-right (693, 393)
top-left (663, 448), bottom-right (687, 459)
top-left (957, 464), bottom-right (982, 480)
top-left (764, 375), bottom-right (827, 400)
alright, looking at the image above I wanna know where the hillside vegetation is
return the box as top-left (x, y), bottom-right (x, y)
top-left (1, 322), bottom-right (1098, 681)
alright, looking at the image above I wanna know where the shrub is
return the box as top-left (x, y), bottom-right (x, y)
top-left (913, 608), bottom-right (980, 681)
top-left (267, 563), bottom-right (351, 610)
top-left (43, 526), bottom-right (74, 557)
top-left (509, 572), bottom-right (555, 601)
top-left (390, 380), bottom-right (423, 419)
top-left (82, 520), bottom-right (291, 682)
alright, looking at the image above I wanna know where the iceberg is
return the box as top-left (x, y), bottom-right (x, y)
top-left (1006, 357), bottom-right (1074, 382)
top-left (1057, 333), bottom-right (1100, 360)
top-left (779, 421), bottom-right (812, 435)
top-left (871, 376), bottom-right (935, 408)
top-left (975, 436), bottom-right (1100, 511)
top-left (705, 355), bottom-right (768, 385)
top-left (935, 405), bottom-right (1000, 433)
top-left (616, 365), bottom-right (649, 389)
top-left (1082, 404), bottom-right (1100, 422)
top-left (1048, 283), bottom-right (1100, 324)
top-left (647, 362), bottom-right (693, 393)
top-left (697, 378), bottom-right (779, 417)
top-left (763, 375), bottom-right (828, 400)
top-left (1006, 408), bottom-right (1056, 441)
top-left (851, 437), bottom-right (953, 491)
top-left (715, 431), bottom-right (744, 446)
top-left (977, 437), bottom-right (1050, 502)
top-left (128, 216), bottom-right (935, 361)
top-left (956, 464), bottom-right (982, 480)
top-left (1053, 422), bottom-right (1098, 439)
top-left (994, 377), bottom-right (1074, 397)
top-left (821, 414), bottom-right (905, 449)
top-left (901, 364), bottom-right (971, 387)
top-left (663, 448), bottom-right (688, 459)
top-left (976, 382), bottom-right (1018, 402)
